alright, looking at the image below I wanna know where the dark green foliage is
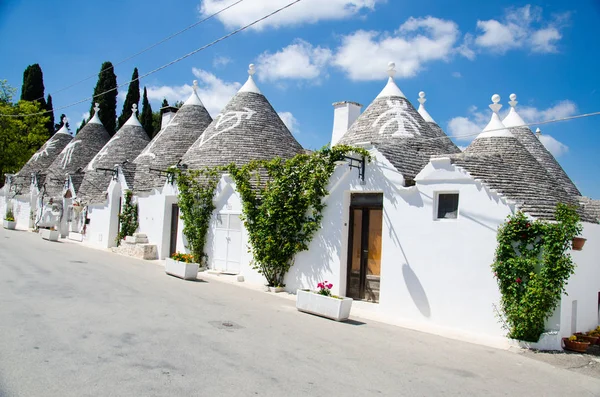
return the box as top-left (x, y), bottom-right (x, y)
top-left (140, 87), bottom-right (154, 139)
top-left (175, 167), bottom-right (221, 265)
top-left (76, 118), bottom-right (86, 134)
top-left (151, 111), bottom-right (161, 138)
top-left (116, 190), bottom-right (138, 246)
top-left (492, 204), bottom-right (583, 342)
top-left (90, 61), bottom-right (118, 136)
top-left (45, 94), bottom-right (55, 136)
top-left (227, 145), bottom-right (371, 287)
top-left (54, 113), bottom-right (69, 131)
top-left (117, 68), bottom-right (140, 129)
top-left (161, 98), bottom-right (169, 108)
top-left (20, 64), bottom-right (46, 108)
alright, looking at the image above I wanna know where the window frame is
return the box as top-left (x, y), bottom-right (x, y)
top-left (434, 191), bottom-right (460, 221)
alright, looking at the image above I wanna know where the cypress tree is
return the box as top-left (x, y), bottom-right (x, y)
top-left (90, 61), bottom-right (118, 136)
top-left (117, 67), bottom-right (140, 129)
top-left (55, 114), bottom-right (70, 131)
top-left (46, 94), bottom-right (55, 136)
top-left (21, 64), bottom-right (47, 108)
top-left (76, 118), bottom-right (87, 134)
top-left (140, 87), bottom-right (154, 139)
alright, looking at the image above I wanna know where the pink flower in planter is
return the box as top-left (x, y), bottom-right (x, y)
top-left (317, 281), bottom-right (333, 297)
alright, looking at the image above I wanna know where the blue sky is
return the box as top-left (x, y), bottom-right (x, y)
top-left (1, 0), bottom-right (599, 198)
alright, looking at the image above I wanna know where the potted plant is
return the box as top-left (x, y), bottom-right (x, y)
top-left (72, 199), bottom-right (84, 214)
top-left (562, 334), bottom-right (591, 353)
top-left (40, 226), bottom-right (60, 241)
top-left (3, 209), bottom-right (16, 230)
top-left (572, 236), bottom-right (586, 251)
top-left (296, 281), bottom-right (353, 322)
top-left (165, 252), bottom-right (202, 280)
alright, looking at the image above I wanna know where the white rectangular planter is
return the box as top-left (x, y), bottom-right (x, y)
top-left (165, 258), bottom-right (199, 280)
top-left (3, 220), bottom-right (16, 230)
top-left (296, 289), bottom-right (353, 321)
top-left (40, 229), bottom-right (60, 241)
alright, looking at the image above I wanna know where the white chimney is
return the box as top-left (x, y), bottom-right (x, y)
top-left (331, 101), bottom-right (362, 146)
top-left (160, 106), bottom-right (178, 130)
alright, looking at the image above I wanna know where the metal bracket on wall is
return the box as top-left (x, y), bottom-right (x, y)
top-left (95, 167), bottom-right (119, 180)
top-left (343, 155), bottom-right (366, 182)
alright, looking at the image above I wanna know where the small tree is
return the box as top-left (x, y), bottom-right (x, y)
top-left (90, 61), bottom-right (118, 135)
top-left (21, 64), bottom-right (47, 107)
top-left (139, 87), bottom-right (154, 139)
top-left (117, 67), bottom-right (140, 129)
top-left (46, 94), bottom-right (55, 136)
top-left (116, 190), bottom-right (138, 245)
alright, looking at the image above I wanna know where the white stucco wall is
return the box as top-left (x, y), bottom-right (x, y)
top-left (82, 182), bottom-right (122, 248)
top-left (11, 196), bottom-right (31, 230)
top-left (287, 153), bottom-right (516, 346)
top-left (560, 222), bottom-right (600, 336)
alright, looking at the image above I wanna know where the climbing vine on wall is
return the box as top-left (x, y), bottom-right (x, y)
top-left (175, 167), bottom-right (221, 265)
top-left (227, 145), bottom-right (371, 287)
top-left (492, 203), bottom-right (582, 342)
top-left (116, 190), bottom-right (138, 246)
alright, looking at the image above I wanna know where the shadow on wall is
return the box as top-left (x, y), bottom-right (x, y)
top-left (287, 187), bottom-right (344, 290)
top-left (402, 263), bottom-right (431, 318)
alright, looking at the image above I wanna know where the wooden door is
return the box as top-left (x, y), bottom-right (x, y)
top-left (346, 194), bottom-right (383, 302)
top-left (169, 204), bottom-right (179, 257)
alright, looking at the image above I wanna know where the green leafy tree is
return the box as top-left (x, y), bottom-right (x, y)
top-left (0, 81), bottom-right (50, 186)
top-left (116, 190), bottom-right (139, 245)
top-left (139, 87), bottom-right (154, 139)
top-left (151, 111), bottom-right (161, 137)
top-left (46, 94), bottom-right (55, 135)
top-left (90, 61), bottom-right (118, 136)
top-left (21, 64), bottom-right (47, 106)
top-left (117, 67), bottom-right (140, 129)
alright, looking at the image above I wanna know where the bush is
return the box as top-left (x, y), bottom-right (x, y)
top-left (5, 209), bottom-right (14, 222)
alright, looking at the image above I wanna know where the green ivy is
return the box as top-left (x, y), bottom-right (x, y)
top-left (175, 167), bottom-right (221, 265)
top-left (492, 203), bottom-right (583, 342)
top-left (116, 190), bottom-right (138, 246)
top-left (227, 145), bottom-right (371, 287)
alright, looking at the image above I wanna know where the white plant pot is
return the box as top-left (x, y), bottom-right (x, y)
top-left (40, 228), bottom-right (60, 241)
top-left (296, 289), bottom-right (353, 321)
top-left (3, 220), bottom-right (16, 230)
top-left (165, 258), bottom-right (199, 280)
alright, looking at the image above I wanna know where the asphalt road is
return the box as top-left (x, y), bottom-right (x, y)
top-left (1, 228), bottom-right (599, 397)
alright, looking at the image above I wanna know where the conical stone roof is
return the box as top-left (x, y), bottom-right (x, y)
top-left (133, 81), bottom-right (212, 192)
top-left (446, 95), bottom-right (588, 221)
top-left (45, 105), bottom-right (111, 198)
top-left (181, 64), bottom-right (303, 170)
top-left (338, 63), bottom-right (460, 181)
top-left (502, 94), bottom-right (581, 197)
top-left (78, 105), bottom-right (151, 203)
top-left (15, 120), bottom-right (73, 195)
top-left (417, 91), bottom-right (461, 154)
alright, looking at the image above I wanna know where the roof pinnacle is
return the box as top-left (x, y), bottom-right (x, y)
top-left (248, 63), bottom-right (256, 76)
top-left (193, 80), bottom-right (199, 93)
top-left (418, 91), bottom-right (426, 105)
top-left (489, 94), bottom-right (502, 114)
top-left (387, 62), bottom-right (396, 78)
top-left (132, 104), bottom-right (137, 113)
top-left (509, 93), bottom-right (518, 108)
top-left (94, 103), bottom-right (100, 114)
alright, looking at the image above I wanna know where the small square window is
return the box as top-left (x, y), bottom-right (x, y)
top-left (437, 193), bottom-right (459, 219)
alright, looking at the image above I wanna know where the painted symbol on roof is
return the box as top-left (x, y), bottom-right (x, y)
top-left (373, 99), bottom-right (421, 137)
top-left (60, 140), bottom-right (81, 169)
top-left (31, 139), bottom-right (57, 162)
top-left (87, 136), bottom-right (120, 171)
top-left (199, 107), bottom-right (256, 147)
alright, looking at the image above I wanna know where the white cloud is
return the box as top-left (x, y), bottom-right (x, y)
top-left (146, 69), bottom-right (241, 117)
top-left (517, 100), bottom-right (577, 123)
top-left (452, 71), bottom-right (462, 78)
top-left (447, 115), bottom-right (486, 142)
top-left (474, 5), bottom-right (567, 54)
top-left (333, 16), bottom-right (461, 81)
top-left (256, 40), bottom-right (332, 82)
top-left (539, 134), bottom-right (569, 157)
top-left (77, 112), bottom-right (90, 127)
top-left (278, 111), bottom-right (299, 133)
top-left (199, 0), bottom-right (382, 31)
top-left (213, 56), bottom-right (232, 68)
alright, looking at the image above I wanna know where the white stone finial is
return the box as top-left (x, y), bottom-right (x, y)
top-left (418, 91), bottom-right (426, 105)
top-left (509, 93), bottom-right (518, 108)
top-left (387, 62), bottom-right (396, 78)
top-left (535, 128), bottom-right (542, 137)
top-left (248, 64), bottom-right (256, 76)
top-left (62, 116), bottom-right (68, 125)
top-left (94, 103), bottom-right (100, 114)
top-left (131, 104), bottom-right (137, 113)
top-left (192, 80), bottom-right (199, 93)
top-left (489, 94), bottom-right (502, 113)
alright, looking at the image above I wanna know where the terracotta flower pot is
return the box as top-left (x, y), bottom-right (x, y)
top-left (579, 335), bottom-right (599, 345)
top-left (572, 237), bottom-right (586, 251)
top-left (562, 337), bottom-right (590, 353)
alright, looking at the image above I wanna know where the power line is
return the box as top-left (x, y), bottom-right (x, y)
top-left (4, 0), bottom-right (303, 118)
top-left (27, 0), bottom-right (248, 103)
top-left (443, 111), bottom-right (600, 141)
